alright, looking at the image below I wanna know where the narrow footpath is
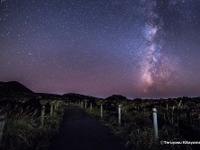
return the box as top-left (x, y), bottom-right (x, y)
top-left (49, 108), bottom-right (125, 150)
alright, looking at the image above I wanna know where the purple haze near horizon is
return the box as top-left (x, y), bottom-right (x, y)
top-left (1, 0), bottom-right (200, 98)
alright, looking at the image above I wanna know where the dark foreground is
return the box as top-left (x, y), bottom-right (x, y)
top-left (49, 108), bottom-right (125, 150)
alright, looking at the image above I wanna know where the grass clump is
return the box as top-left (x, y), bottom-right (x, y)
top-left (0, 106), bottom-right (64, 150)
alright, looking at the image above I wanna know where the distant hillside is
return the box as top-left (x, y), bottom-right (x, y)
top-left (37, 93), bottom-right (62, 99)
top-left (105, 95), bottom-right (128, 101)
top-left (0, 81), bottom-right (34, 97)
top-left (0, 81), bottom-right (100, 101)
top-left (0, 81), bottom-right (129, 102)
top-left (62, 93), bottom-right (98, 101)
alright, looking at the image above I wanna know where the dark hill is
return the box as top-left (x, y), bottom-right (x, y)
top-left (0, 81), bottom-right (33, 94)
top-left (62, 93), bottom-right (98, 101)
top-left (105, 95), bottom-right (127, 101)
top-left (37, 93), bottom-right (62, 99)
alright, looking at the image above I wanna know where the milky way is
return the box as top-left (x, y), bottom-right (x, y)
top-left (1, 0), bottom-right (200, 98)
top-left (140, 0), bottom-right (177, 95)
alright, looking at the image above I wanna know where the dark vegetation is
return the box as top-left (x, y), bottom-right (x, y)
top-left (84, 96), bottom-right (200, 150)
top-left (0, 81), bottom-right (200, 150)
top-left (0, 81), bottom-right (65, 150)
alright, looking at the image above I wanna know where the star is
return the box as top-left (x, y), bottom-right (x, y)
top-left (0, 0), bottom-right (200, 98)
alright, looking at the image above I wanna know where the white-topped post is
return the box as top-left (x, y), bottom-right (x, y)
top-left (152, 107), bottom-right (158, 141)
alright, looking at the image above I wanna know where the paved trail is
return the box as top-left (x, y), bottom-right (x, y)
top-left (49, 108), bottom-right (125, 150)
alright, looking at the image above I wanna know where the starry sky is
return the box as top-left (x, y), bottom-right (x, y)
top-left (1, 0), bottom-right (200, 98)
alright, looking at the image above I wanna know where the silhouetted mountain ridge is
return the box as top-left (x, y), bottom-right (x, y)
top-left (105, 95), bottom-right (128, 100)
top-left (37, 93), bottom-right (62, 99)
top-left (0, 81), bottom-right (129, 102)
top-left (62, 93), bottom-right (98, 101)
top-left (0, 81), bottom-right (33, 95)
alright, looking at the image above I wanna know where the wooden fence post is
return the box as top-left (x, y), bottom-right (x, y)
top-left (100, 104), bottom-right (103, 119)
top-left (41, 105), bottom-right (45, 127)
top-left (118, 104), bottom-right (121, 125)
top-left (0, 115), bottom-right (6, 144)
top-left (50, 103), bottom-right (54, 116)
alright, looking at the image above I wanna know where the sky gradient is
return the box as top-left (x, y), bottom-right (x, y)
top-left (1, 0), bottom-right (200, 98)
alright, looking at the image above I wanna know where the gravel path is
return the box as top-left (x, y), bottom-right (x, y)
top-left (49, 108), bottom-right (125, 150)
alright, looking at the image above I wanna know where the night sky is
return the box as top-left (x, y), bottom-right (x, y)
top-left (1, 0), bottom-right (200, 98)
